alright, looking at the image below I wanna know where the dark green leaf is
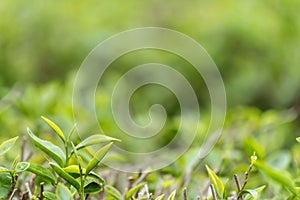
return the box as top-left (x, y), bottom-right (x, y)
top-left (0, 167), bottom-right (12, 199)
top-left (84, 180), bottom-right (103, 194)
top-left (50, 162), bottom-right (80, 191)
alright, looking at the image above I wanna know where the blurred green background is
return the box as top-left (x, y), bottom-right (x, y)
top-left (1, 0), bottom-right (300, 109)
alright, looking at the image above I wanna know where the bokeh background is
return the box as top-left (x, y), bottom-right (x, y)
top-left (1, 0), bottom-right (300, 109)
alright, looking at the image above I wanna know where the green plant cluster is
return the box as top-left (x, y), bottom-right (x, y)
top-left (0, 105), bottom-right (299, 199)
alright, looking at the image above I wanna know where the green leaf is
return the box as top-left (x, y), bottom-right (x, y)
top-left (125, 182), bottom-right (146, 200)
top-left (50, 162), bottom-right (80, 191)
top-left (242, 185), bottom-right (266, 200)
top-left (41, 116), bottom-right (66, 143)
top-left (27, 128), bottom-right (65, 167)
top-left (56, 183), bottom-right (72, 200)
top-left (254, 161), bottom-right (298, 196)
top-left (86, 142), bottom-right (113, 174)
top-left (167, 190), bottom-right (176, 200)
top-left (63, 165), bottom-right (86, 175)
top-left (15, 162), bottom-right (30, 172)
top-left (0, 136), bottom-right (18, 156)
top-left (0, 167), bottom-right (12, 199)
top-left (16, 162), bottom-right (56, 184)
top-left (84, 178), bottom-right (103, 194)
top-left (63, 165), bottom-right (105, 183)
top-left (76, 134), bottom-right (120, 151)
top-left (154, 194), bottom-right (165, 200)
top-left (67, 124), bottom-right (76, 144)
top-left (296, 137), bottom-right (300, 144)
top-left (105, 185), bottom-right (122, 200)
top-left (43, 191), bottom-right (57, 200)
top-left (205, 165), bottom-right (224, 199)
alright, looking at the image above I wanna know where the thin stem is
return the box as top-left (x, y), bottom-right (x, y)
top-left (183, 187), bottom-right (187, 200)
top-left (234, 174), bottom-right (241, 192)
top-left (237, 165), bottom-right (253, 200)
top-left (210, 184), bottom-right (217, 200)
top-left (8, 189), bottom-right (17, 200)
top-left (40, 182), bottom-right (44, 200)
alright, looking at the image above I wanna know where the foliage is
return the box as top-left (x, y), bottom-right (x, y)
top-left (0, 117), bottom-right (118, 199)
top-left (0, 104), bottom-right (299, 199)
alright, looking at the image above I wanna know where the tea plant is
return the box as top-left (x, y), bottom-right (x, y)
top-left (0, 116), bottom-right (120, 199)
top-left (0, 108), bottom-right (300, 199)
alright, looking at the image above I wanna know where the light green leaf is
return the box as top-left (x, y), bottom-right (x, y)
top-left (0, 167), bottom-right (12, 199)
top-left (15, 162), bottom-right (30, 172)
top-left (296, 137), bottom-right (300, 144)
top-left (56, 183), bottom-right (72, 200)
top-left (86, 142), bottom-right (113, 174)
top-left (50, 162), bottom-right (80, 191)
top-left (125, 182), bottom-right (146, 200)
top-left (41, 116), bottom-right (66, 143)
top-left (63, 165), bottom-right (86, 175)
top-left (27, 128), bottom-right (65, 167)
top-left (63, 165), bottom-right (105, 183)
top-left (167, 190), bottom-right (176, 200)
top-left (105, 185), bottom-right (122, 200)
top-left (255, 161), bottom-right (298, 196)
top-left (205, 165), bottom-right (224, 199)
top-left (76, 134), bottom-right (120, 151)
top-left (154, 194), bottom-right (165, 200)
top-left (16, 162), bottom-right (56, 184)
top-left (0, 136), bottom-right (18, 156)
top-left (43, 191), bottom-right (57, 200)
top-left (242, 185), bottom-right (266, 200)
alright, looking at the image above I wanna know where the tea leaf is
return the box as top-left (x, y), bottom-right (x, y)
top-left (84, 178), bottom-right (103, 194)
top-left (255, 161), bottom-right (298, 196)
top-left (105, 185), bottom-right (122, 200)
top-left (0, 167), bottom-right (12, 199)
top-left (56, 183), bottom-right (72, 200)
top-left (43, 191), bottom-right (57, 200)
top-left (16, 162), bottom-right (56, 184)
top-left (0, 136), bottom-right (18, 156)
top-left (50, 162), bottom-right (80, 191)
top-left (27, 128), bottom-right (65, 167)
top-left (76, 134), bottom-right (120, 151)
top-left (41, 116), bottom-right (66, 143)
top-left (155, 194), bottom-right (165, 200)
top-left (205, 165), bottom-right (224, 199)
top-left (125, 182), bottom-right (146, 200)
top-left (167, 190), bottom-right (176, 200)
top-left (242, 185), bottom-right (266, 200)
top-left (86, 142), bottom-right (113, 174)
